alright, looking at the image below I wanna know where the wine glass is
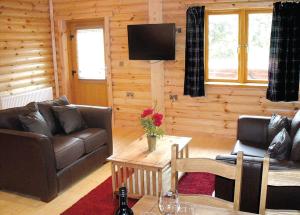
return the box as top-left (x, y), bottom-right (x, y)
top-left (177, 202), bottom-right (194, 215)
top-left (158, 190), bottom-right (180, 215)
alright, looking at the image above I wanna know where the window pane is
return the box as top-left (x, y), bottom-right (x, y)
top-left (208, 14), bottom-right (239, 80)
top-left (76, 28), bottom-right (106, 80)
top-left (247, 13), bottom-right (272, 81)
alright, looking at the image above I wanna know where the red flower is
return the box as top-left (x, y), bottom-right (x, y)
top-left (152, 113), bottom-right (163, 121)
top-left (154, 119), bottom-right (162, 126)
top-left (152, 113), bottom-right (163, 127)
top-left (141, 108), bottom-right (154, 118)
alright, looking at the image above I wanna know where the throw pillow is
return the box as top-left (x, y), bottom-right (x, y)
top-left (52, 105), bottom-right (87, 134)
top-left (267, 128), bottom-right (292, 161)
top-left (291, 110), bottom-right (300, 139)
top-left (19, 111), bottom-right (52, 137)
top-left (290, 129), bottom-right (300, 161)
top-left (37, 95), bottom-right (70, 134)
top-left (0, 102), bottom-right (38, 131)
top-left (268, 114), bottom-right (290, 143)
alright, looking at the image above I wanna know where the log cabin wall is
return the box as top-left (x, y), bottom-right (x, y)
top-left (53, 0), bottom-right (151, 128)
top-left (163, 0), bottom-right (300, 137)
top-left (53, 0), bottom-right (300, 136)
top-left (0, 0), bottom-right (55, 96)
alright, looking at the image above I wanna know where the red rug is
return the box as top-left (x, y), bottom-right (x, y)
top-left (61, 173), bottom-right (215, 215)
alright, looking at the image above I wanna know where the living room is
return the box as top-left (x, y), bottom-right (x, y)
top-left (0, 0), bottom-right (300, 214)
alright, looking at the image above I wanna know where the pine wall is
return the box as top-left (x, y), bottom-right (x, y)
top-left (53, 0), bottom-right (152, 129)
top-left (1, 0), bottom-right (299, 137)
top-left (162, 0), bottom-right (300, 137)
top-left (0, 0), bottom-right (55, 96)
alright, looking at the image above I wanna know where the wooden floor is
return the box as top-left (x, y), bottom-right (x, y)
top-left (0, 128), bottom-right (235, 215)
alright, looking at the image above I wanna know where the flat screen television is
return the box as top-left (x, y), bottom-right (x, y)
top-left (127, 23), bottom-right (176, 60)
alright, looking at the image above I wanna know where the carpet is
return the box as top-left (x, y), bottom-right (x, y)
top-left (61, 173), bottom-right (215, 215)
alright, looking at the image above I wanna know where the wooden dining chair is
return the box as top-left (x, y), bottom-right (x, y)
top-left (171, 144), bottom-right (243, 211)
top-left (259, 155), bottom-right (300, 215)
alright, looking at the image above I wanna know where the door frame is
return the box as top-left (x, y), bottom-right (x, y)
top-left (56, 17), bottom-right (113, 108)
top-left (69, 20), bottom-right (107, 104)
top-left (56, 16), bottom-right (114, 125)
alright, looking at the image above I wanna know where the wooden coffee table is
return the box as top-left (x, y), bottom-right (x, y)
top-left (107, 135), bottom-right (191, 199)
top-left (132, 196), bottom-right (255, 215)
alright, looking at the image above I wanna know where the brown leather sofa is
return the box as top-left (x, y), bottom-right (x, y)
top-left (215, 114), bottom-right (300, 213)
top-left (0, 102), bottom-right (112, 202)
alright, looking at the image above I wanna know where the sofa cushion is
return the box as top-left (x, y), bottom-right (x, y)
top-left (52, 136), bottom-right (85, 170)
top-left (291, 110), bottom-right (300, 139)
top-left (18, 111), bottom-right (52, 137)
top-left (268, 114), bottom-right (290, 144)
top-left (0, 102), bottom-right (37, 131)
top-left (232, 140), bottom-right (266, 158)
top-left (52, 105), bottom-right (87, 134)
top-left (69, 128), bottom-right (107, 153)
top-left (37, 96), bottom-right (70, 134)
top-left (291, 129), bottom-right (300, 161)
top-left (267, 128), bottom-right (292, 161)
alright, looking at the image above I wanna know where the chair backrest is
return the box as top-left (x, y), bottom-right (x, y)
top-left (259, 155), bottom-right (300, 215)
top-left (171, 144), bottom-right (243, 211)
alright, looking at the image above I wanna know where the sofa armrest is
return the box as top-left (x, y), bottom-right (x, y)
top-left (0, 129), bottom-right (57, 202)
top-left (75, 105), bottom-right (113, 155)
top-left (237, 115), bottom-right (271, 149)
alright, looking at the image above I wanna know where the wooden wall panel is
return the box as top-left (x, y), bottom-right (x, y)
top-left (53, 0), bottom-right (151, 128)
top-left (163, 0), bottom-right (300, 137)
top-left (53, 0), bottom-right (300, 135)
top-left (0, 0), bottom-right (55, 96)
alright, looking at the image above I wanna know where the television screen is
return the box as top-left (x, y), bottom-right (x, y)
top-left (127, 23), bottom-right (176, 60)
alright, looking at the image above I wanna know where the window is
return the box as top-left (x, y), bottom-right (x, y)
top-left (207, 13), bottom-right (239, 80)
top-left (76, 28), bottom-right (106, 80)
top-left (247, 12), bottom-right (272, 81)
top-left (205, 9), bottom-right (272, 83)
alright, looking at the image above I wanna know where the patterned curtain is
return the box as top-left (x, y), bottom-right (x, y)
top-left (267, 2), bottom-right (300, 102)
top-left (184, 6), bottom-right (205, 97)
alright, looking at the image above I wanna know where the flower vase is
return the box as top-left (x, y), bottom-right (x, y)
top-left (147, 135), bottom-right (157, 152)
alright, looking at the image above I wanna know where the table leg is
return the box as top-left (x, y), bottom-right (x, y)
top-left (111, 162), bottom-right (117, 199)
top-left (152, 171), bottom-right (157, 196)
top-left (158, 170), bottom-right (162, 196)
top-left (185, 145), bottom-right (189, 158)
top-left (141, 169), bottom-right (145, 195)
top-left (180, 149), bottom-right (184, 158)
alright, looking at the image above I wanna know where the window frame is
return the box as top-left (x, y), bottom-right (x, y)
top-left (204, 8), bottom-right (272, 84)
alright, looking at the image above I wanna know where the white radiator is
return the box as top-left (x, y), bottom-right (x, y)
top-left (0, 87), bottom-right (53, 109)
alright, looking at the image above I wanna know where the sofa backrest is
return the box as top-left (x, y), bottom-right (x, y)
top-left (237, 115), bottom-right (270, 149)
top-left (0, 95), bottom-right (70, 133)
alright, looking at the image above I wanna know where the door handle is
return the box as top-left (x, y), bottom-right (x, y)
top-left (72, 70), bottom-right (77, 77)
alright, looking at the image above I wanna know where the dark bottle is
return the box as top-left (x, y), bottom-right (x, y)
top-left (114, 187), bottom-right (134, 215)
